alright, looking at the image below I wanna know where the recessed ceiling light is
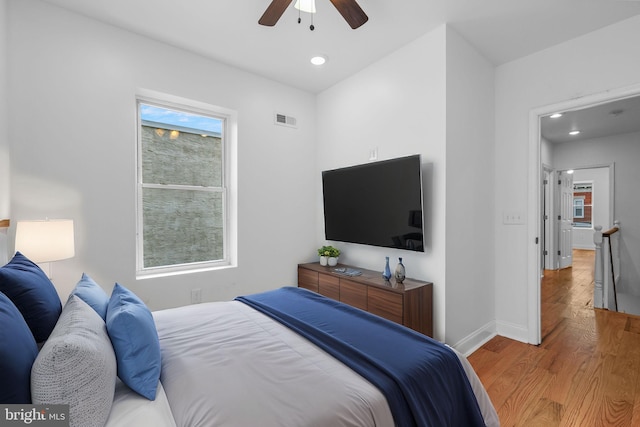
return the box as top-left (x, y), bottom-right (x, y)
top-left (550, 113), bottom-right (563, 119)
top-left (569, 130), bottom-right (580, 136)
top-left (310, 55), bottom-right (327, 66)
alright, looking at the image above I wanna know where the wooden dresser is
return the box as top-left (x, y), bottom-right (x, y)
top-left (298, 262), bottom-right (433, 337)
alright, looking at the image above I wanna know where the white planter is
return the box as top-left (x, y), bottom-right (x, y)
top-left (328, 257), bottom-right (338, 267)
top-left (319, 256), bottom-right (328, 266)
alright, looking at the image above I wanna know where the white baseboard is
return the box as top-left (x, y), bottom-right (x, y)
top-left (573, 244), bottom-right (595, 250)
top-left (495, 320), bottom-right (529, 344)
top-left (451, 320), bottom-right (533, 357)
top-left (451, 321), bottom-right (497, 357)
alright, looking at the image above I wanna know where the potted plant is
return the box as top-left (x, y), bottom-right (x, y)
top-left (317, 245), bottom-right (341, 266)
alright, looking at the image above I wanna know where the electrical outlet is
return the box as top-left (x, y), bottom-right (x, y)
top-left (191, 288), bottom-right (202, 304)
top-left (368, 147), bottom-right (378, 161)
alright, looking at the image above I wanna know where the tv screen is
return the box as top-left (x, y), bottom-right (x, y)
top-left (322, 155), bottom-right (424, 252)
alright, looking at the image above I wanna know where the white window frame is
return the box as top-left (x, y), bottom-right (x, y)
top-left (135, 89), bottom-right (237, 278)
top-left (573, 197), bottom-right (585, 218)
top-left (572, 181), bottom-right (593, 229)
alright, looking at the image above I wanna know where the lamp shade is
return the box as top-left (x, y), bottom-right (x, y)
top-left (15, 219), bottom-right (75, 263)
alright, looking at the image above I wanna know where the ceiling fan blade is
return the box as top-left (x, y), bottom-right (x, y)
top-left (329, 0), bottom-right (368, 29)
top-left (259, 0), bottom-right (294, 26)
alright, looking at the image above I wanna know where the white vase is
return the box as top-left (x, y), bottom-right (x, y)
top-left (328, 257), bottom-right (338, 267)
top-left (319, 256), bottom-right (328, 266)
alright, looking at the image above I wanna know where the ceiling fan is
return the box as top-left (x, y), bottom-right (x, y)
top-left (259, 0), bottom-right (368, 30)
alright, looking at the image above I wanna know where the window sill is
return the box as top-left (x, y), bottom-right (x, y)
top-left (136, 262), bottom-right (236, 280)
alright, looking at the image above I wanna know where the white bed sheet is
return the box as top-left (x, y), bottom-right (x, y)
top-left (153, 300), bottom-right (395, 427)
top-left (152, 300), bottom-right (499, 427)
top-left (106, 300), bottom-right (499, 427)
top-left (104, 379), bottom-right (176, 427)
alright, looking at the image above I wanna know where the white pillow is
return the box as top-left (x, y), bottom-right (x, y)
top-left (31, 295), bottom-right (117, 427)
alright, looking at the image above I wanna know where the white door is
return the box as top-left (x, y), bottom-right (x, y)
top-left (558, 171), bottom-right (573, 269)
top-left (542, 168), bottom-right (553, 271)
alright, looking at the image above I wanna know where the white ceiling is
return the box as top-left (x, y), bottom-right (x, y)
top-left (38, 0), bottom-right (640, 94)
top-left (541, 95), bottom-right (640, 143)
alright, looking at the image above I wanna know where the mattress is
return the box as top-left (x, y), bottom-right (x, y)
top-left (104, 379), bottom-right (176, 427)
top-left (153, 300), bottom-right (395, 427)
top-left (150, 298), bottom-right (499, 427)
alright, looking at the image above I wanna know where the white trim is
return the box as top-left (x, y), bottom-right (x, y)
top-left (573, 244), bottom-right (596, 250)
top-left (573, 198), bottom-right (585, 219)
top-left (451, 321), bottom-right (497, 357)
top-left (528, 83), bottom-right (640, 345)
top-left (528, 108), bottom-right (542, 344)
top-left (496, 319), bottom-right (530, 344)
top-left (134, 89), bottom-right (238, 278)
top-left (543, 164), bottom-right (554, 271)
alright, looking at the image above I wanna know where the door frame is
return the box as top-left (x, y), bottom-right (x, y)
top-left (527, 83), bottom-right (640, 345)
top-left (542, 165), bottom-right (553, 271)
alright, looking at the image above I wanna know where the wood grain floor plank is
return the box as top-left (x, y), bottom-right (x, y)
top-left (497, 366), bottom-right (554, 427)
top-left (520, 398), bottom-right (564, 427)
top-left (469, 250), bottom-right (640, 427)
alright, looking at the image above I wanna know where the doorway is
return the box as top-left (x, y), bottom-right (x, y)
top-left (527, 84), bottom-right (640, 345)
top-left (542, 166), bottom-right (612, 272)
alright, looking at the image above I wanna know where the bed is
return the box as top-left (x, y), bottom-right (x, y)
top-left (0, 252), bottom-right (499, 427)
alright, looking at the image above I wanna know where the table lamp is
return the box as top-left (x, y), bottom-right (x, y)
top-left (15, 219), bottom-right (75, 278)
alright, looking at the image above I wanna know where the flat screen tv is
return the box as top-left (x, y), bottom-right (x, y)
top-left (322, 154), bottom-right (424, 252)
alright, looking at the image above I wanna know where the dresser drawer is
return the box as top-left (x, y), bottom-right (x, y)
top-left (368, 287), bottom-right (403, 324)
top-left (297, 263), bottom-right (433, 337)
top-left (340, 279), bottom-right (367, 311)
top-left (298, 268), bottom-right (318, 292)
top-left (318, 273), bottom-right (340, 300)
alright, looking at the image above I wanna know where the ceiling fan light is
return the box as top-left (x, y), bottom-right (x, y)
top-left (294, 0), bottom-right (316, 14)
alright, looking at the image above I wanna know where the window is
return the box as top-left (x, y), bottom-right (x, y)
top-left (573, 182), bottom-right (593, 228)
top-left (573, 198), bottom-right (584, 218)
top-left (136, 93), bottom-right (235, 276)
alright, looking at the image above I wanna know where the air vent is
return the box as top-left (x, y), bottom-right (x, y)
top-left (274, 113), bottom-right (297, 128)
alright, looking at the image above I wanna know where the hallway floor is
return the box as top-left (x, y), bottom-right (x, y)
top-left (468, 249), bottom-right (640, 426)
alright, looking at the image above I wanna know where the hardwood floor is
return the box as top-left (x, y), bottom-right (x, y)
top-left (468, 249), bottom-right (640, 426)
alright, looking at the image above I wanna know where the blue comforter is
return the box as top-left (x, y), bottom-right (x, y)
top-left (236, 287), bottom-right (485, 427)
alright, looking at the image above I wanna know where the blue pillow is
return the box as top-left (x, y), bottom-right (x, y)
top-left (69, 273), bottom-right (109, 320)
top-left (0, 252), bottom-right (62, 342)
top-left (106, 283), bottom-right (161, 400)
top-left (0, 291), bottom-right (39, 403)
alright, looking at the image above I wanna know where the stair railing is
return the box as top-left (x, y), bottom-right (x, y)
top-left (594, 221), bottom-right (620, 311)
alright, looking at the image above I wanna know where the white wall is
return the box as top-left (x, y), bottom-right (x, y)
top-left (0, 0), bottom-right (7, 213)
top-left (317, 25), bottom-right (496, 348)
top-left (495, 15), bottom-right (640, 342)
top-left (6, 2), bottom-right (498, 349)
top-left (0, 0), bottom-right (7, 217)
top-left (444, 27), bottom-right (495, 351)
top-left (317, 26), bottom-right (449, 341)
top-left (541, 137), bottom-right (553, 168)
top-left (0, 0), bottom-right (8, 264)
top-left (553, 132), bottom-right (640, 294)
top-left (6, 0), bottom-right (317, 309)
